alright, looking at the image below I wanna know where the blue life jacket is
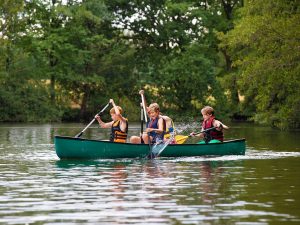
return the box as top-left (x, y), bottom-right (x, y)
top-left (147, 117), bottom-right (166, 143)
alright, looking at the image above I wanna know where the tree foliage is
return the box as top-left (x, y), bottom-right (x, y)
top-left (0, 0), bottom-right (298, 129)
top-left (109, 0), bottom-right (236, 117)
top-left (219, 0), bottom-right (300, 128)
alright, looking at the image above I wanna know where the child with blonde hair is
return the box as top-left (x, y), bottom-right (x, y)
top-left (130, 90), bottom-right (166, 144)
top-left (95, 99), bottom-right (128, 143)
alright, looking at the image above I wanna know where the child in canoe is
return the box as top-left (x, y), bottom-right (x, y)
top-left (190, 106), bottom-right (229, 144)
top-left (140, 90), bottom-right (175, 134)
top-left (95, 99), bottom-right (128, 143)
top-left (130, 90), bottom-right (167, 144)
top-left (130, 102), bottom-right (166, 144)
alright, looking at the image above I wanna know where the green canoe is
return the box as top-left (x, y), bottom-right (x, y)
top-left (54, 136), bottom-right (246, 159)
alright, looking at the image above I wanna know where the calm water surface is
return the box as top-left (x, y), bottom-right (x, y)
top-left (0, 122), bottom-right (299, 225)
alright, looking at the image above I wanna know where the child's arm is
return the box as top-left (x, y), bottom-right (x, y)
top-left (214, 120), bottom-right (229, 130)
top-left (95, 115), bottom-right (113, 128)
top-left (191, 131), bottom-right (204, 138)
top-left (159, 115), bottom-right (173, 130)
top-left (110, 99), bottom-right (126, 122)
top-left (110, 99), bottom-right (127, 132)
top-left (159, 115), bottom-right (171, 122)
top-left (145, 118), bottom-right (165, 134)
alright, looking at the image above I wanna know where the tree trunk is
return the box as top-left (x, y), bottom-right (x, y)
top-left (49, 52), bottom-right (57, 104)
top-left (50, 74), bottom-right (55, 103)
top-left (221, 49), bottom-right (240, 105)
top-left (80, 84), bottom-right (90, 119)
top-left (220, 0), bottom-right (243, 106)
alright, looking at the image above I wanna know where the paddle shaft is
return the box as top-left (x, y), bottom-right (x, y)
top-left (139, 94), bottom-right (154, 159)
top-left (147, 132), bottom-right (155, 159)
top-left (175, 126), bottom-right (218, 143)
top-left (75, 102), bottom-right (110, 138)
top-left (192, 126), bottom-right (217, 136)
top-left (140, 94), bottom-right (148, 123)
top-left (140, 106), bottom-right (144, 135)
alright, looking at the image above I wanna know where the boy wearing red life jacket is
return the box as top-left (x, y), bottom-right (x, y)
top-left (191, 106), bottom-right (229, 144)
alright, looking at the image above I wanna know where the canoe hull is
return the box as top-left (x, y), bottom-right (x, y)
top-left (54, 136), bottom-right (246, 159)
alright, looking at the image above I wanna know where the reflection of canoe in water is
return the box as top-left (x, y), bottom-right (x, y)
top-left (54, 136), bottom-right (246, 159)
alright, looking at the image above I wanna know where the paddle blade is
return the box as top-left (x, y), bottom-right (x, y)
top-left (75, 132), bottom-right (83, 138)
top-left (175, 135), bottom-right (189, 144)
top-left (151, 141), bottom-right (170, 157)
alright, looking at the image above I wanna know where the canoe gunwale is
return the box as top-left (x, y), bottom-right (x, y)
top-left (54, 135), bottom-right (246, 146)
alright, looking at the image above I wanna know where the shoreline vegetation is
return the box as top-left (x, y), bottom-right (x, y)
top-left (0, 0), bottom-right (299, 129)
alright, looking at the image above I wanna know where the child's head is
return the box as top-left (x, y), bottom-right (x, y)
top-left (147, 103), bottom-right (160, 119)
top-left (201, 106), bottom-right (214, 115)
top-left (110, 106), bottom-right (123, 121)
top-left (201, 106), bottom-right (214, 120)
top-left (147, 103), bottom-right (160, 113)
top-left (110, 106), bottom-right (123, 115)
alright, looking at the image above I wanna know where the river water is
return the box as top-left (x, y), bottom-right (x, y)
top-left (0, 122), bottom-right (299, 225)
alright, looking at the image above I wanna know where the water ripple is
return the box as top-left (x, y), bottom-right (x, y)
top-left (0, 124), bottom-right (300, 224)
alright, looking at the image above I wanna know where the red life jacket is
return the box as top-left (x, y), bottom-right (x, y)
top-left (202, 116), bottom-right (223, 142)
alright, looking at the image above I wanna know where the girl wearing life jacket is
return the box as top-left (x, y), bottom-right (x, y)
top-left (190, 106), bottom-right (228, 144)
top-left (95, 99), bottom-right (128, 143)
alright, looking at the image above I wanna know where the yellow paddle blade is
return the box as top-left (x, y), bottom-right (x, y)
top-left (164, 133), bottom-right (171, 139)
top-left (164, 134), bottom-right (189, 144)
top-left (175, 135), bottom-right (189, 144)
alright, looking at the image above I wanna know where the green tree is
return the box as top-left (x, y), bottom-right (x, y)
top-left (219, 0), bottom-right (300, 128)
top-left (0, 0), bottom-right (63, 122)
top-left (158, 44), bottom-right (216, 112)
top-left (59, 0), bottom-right (138, 120)
top-left (212, 0), bottom-right (244, 117)
top-left (110, 0), bottom-right (234, 117)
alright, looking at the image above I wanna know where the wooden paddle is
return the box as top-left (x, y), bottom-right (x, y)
top-left (175, 126), bottom-right (218, 143)
top-left (75, 102), bottom-right (110, 138)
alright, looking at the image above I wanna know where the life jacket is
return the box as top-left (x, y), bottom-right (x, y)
top-left (110, 119), bottom-right (128, 143)
top-left (147, 117), bottom-right (166, 143)
top-left (202, 116), bottom-right (223, 143)
top-left (164, 119), bottom-right (175, 138)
